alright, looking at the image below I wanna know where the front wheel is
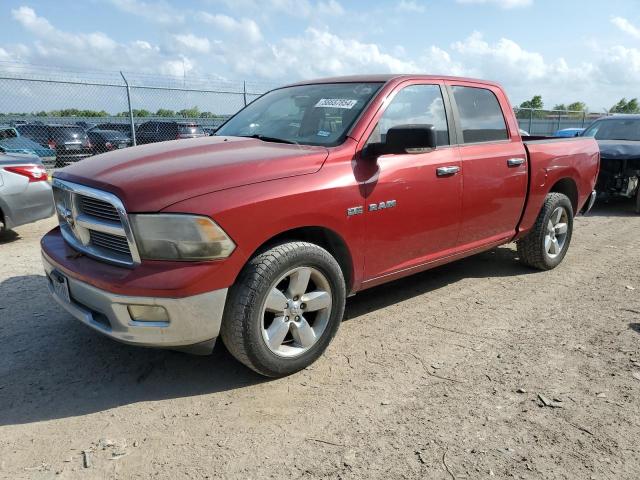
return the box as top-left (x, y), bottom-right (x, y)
top-left (220, 241), bottom-right (346, 377)
top-left (517, 192), bottom-right (574, 270)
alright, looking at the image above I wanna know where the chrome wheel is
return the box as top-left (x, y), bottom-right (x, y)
top-left (544, 206), bottom-right (569, 259)
top-left (260, 266), bottom-right (332, 358)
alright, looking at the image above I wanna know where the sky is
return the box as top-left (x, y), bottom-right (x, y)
top-left (1, 0), bottom-right (640, 111)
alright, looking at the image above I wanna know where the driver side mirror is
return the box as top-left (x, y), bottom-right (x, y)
top-left (363, 124), bottom-right (437, 158)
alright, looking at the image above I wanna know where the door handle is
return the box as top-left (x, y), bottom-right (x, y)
top-left (507, 158), bottom-right (525, 167)
top-left (436, 166), bottom-right (460, 177)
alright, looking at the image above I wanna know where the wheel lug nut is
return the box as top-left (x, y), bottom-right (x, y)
top-left (293, 296), bottom-right (299, 301)
top-left (295, 316), bottom-right (300, 321)
top-left (285, 316), bottom-right (289, 321)
top-left (301, 303), bottom-right (306, 310)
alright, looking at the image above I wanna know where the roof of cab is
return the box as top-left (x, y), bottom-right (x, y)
top-left (283, 74), bottom-right (503, 88)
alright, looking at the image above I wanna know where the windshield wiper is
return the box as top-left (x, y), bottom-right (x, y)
top-left (238, 134), bottom-right (298, 145)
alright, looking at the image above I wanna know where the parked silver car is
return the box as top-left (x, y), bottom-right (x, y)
top-left (0, 153), bottom-right (54, 231)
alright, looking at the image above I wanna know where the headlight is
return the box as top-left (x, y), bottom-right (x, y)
top-left (130, 214), bottom-right (236, 261)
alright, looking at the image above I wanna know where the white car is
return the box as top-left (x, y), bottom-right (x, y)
top-left (0, 153), bottom-right (54, 231)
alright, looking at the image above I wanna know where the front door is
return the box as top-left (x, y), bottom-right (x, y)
top-left (360, 82), bottom-right (463, 282)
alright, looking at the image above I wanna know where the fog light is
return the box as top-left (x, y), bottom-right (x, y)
top-left (127, 305), bottom-right (169, 322)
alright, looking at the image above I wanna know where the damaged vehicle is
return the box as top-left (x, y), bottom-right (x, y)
top-left (583, 115), bottom-right (640, 213)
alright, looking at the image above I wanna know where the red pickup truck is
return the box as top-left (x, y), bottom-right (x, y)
top-left (42, 75), bottom-right (599, 377)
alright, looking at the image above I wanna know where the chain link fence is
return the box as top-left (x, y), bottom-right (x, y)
top-left (514, 107), bottom-right (610, 136)
top-left (0, 62), bottom-right (273, 166)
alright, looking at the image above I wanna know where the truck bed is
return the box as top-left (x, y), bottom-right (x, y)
top-left (515, 135), bottom-right (600, 238)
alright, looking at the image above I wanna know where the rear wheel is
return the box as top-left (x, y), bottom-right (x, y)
top-left (220, 242), bottom-right (346, 377)
top-left (517, 192), bottom-right (574, 270)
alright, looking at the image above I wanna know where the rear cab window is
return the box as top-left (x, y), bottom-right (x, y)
top-left (451, 86), bottom-right (508, 143)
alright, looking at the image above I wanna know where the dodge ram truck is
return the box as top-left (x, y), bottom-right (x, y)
top-left (42, 75), bottom-right (600, 377)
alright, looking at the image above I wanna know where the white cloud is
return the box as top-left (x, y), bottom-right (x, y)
top-left (227, 27), bottom-right (418, 79)
top-left (456, 0), bottom-right (533, 8)
top-left (10, 6), bottom-right (193, 77)
top-left (106, 0), bottom-right (185, 24)
top-left (213, 0), bottom-right (345, 18)
top-left (173, 34), bottom-right (211, 54)
top-left (611, 16), bottom-right (640, 39)
top-left (397, 0), bottom-right (426, 13)
top-left (8, 4), bottom-right (640, 110)
top-left (200, 13), bottom-right (262, 43)
top-left (317, 0), bottom-right (345, 15)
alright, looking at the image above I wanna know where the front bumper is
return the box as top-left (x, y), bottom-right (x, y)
top-left (42, 253), bottom-right (228, 353)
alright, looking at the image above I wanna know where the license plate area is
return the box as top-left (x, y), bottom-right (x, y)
top-left (50, 270), bottom-right (71, 303)
top-left (65, 143), bottom-right (81, 150)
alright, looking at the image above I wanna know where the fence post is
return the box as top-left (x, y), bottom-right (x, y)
top-left (528, 108), bottom-right (533, 134)
top-left (243, 81), bottom-right (247, 107)
top-left (120, 71), bottom-right (137, 146)
top-left (582, 111), bottom-right (586, 127)
top-left (557, 111), bottom-right (561, 132)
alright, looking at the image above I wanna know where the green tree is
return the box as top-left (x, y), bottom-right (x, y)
top-left (610, 98), bottom-right (640, 114)
top-left (553, 104), bottom-right (567, 111)
top-left (520, 95), bottom-right (544, 110)
top-left (178, 106), bottom-right (200, 118)
top-left (567, 101), bottom-right (587, 112)
top-left (517, 95), bottom-right (546, 119)
top-left (155, 108), bottom-right (175, 117)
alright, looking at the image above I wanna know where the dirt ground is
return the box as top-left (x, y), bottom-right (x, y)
top-left (0, 199), bottom-right (639, 480)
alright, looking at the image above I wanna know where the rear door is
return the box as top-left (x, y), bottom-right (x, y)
top-left (360, 81), bottom-right (463, 281)
top-left (446, 82), bottom-right (527, 247)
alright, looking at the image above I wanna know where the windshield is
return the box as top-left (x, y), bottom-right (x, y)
top-left (583, 118), bottom-right (640, 141)
top-left (215, 82), bottom-right (383, 146)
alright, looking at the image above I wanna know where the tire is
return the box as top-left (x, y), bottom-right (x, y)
top-left (635, 185), bottom-right (640, 214)
top-left (220, 241), bottom-right (346, 377)
top-left (517, 192), bottom-right (574, 270)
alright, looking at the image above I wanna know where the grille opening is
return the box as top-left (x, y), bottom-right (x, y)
top-left (89, 230), bottom-right (131, 255)
top-left (79, 196), bottom-right (121, 223)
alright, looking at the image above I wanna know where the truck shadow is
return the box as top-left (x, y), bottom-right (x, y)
top-left (588, 198), bottom-right (639, 217)
top-left (344, 245), bottom-right (531, 321)
top-left (0, 245), bottom-right (533, 426)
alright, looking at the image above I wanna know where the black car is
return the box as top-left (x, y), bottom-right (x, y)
top-left (87, 129), bottom-right (132, 154)
top-left (16, 124), bottom-right (92, 167)
top-left (92, 123), bottom-right (134, 138)
top-left (136, 121), bottom-right (206, 144)
top-left (583, 115), bottom-right (640, 213)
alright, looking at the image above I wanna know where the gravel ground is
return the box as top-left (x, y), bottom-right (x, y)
top-left (0, 199), bottom-right (639, 479)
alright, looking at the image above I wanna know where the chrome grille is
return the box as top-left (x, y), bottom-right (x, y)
top-left (79, 196), bottom-right (121, 223)
top-left (52, 178), bottom-right (140, 267)
top-left (89, 230), bottom-right (131, 255)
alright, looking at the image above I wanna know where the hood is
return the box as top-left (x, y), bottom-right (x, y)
top-left (597, 140), bottom-right (640, 160)
top-left (55, 136), bottom-right (329, 212)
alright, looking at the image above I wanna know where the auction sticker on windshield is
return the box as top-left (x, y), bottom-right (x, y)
top-left (315, 98), bottom-right (358, 109)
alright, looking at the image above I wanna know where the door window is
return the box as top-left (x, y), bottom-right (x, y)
top-left (368, 84), bottom-right (449, 146)
top-left (451, 86), bottom-right (508, 143)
